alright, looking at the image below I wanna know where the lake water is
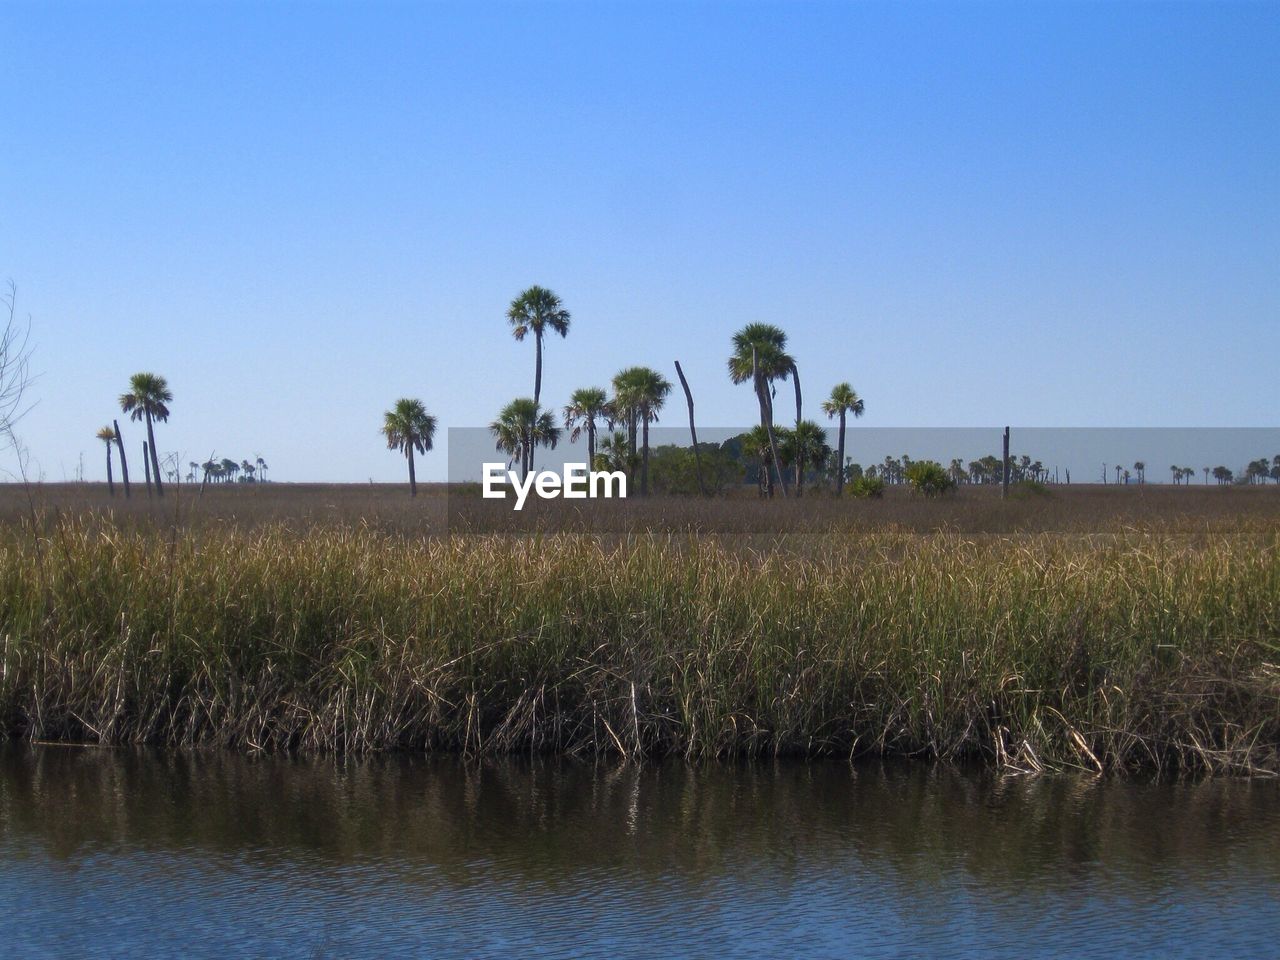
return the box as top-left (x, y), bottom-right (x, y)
top-left (1, 746), bottom-right (1277, 958)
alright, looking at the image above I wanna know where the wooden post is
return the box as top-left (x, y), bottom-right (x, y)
top-left (113, 420), bottom-right (131, 498)
top-left (674, 360), bottom-right (706, 496)
top-left (1001, 426), bottom-right (1010, 500)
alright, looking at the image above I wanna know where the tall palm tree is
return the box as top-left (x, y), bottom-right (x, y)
top-left (611, 367), bottom-right (670, 495)
top-left (563, 387), bottom-right (609, 468)
top-left (821, 383), bottom-right (865, 495)
top-left (506, 286), bottom-right (570, 408)
top-left (728, 323), bottom-right (794, 496)
top-left (96, 426), bottom-right (116, 495)
top-left (256, 456), bottom-right (267, 483)
top-left (491, 398), bottom-right (560, 478)
top-left (119, 372), bottom-right (172, 497)
top-left (381, 398), bottom-right (437, 497)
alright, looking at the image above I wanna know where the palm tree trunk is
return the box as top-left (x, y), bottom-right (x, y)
top-left (407, 447), bottom-right (417, 497)
top-left (641, 416), bottom-right (650, 496)
top-left (105, 445), bottom-right (115, 496)
top-left (836, 411), bottom-right (846, 495)
top-left (757, 388), bottom-right (787, 498)
top-left (143, 441), bottom-right (153, 496)
top-left (534, 333), bottom-right (543, 408)
top-left (145, 410), bottom-right (164, 496)
top-left (587, 420), bottom-right (596, 469)
top-left (751, 346), bottom-right (787, 498)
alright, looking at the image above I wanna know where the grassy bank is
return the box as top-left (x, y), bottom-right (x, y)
top-left (1, 492), bottom-right (1277, 774)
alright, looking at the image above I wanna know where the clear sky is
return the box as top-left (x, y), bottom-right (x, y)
top-left (3, 1), bottom-right (1277, 483)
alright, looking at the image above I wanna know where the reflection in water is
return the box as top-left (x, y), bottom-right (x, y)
top-left (1, 747), bottom-right (1277, 958)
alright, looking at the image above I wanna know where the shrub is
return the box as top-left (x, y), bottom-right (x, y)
top-left (904, 460), bottom-right (956, 498)
top-left (849, 475), bottom-right (885, 499)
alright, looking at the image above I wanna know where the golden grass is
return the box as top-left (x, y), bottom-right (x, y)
top-left (1, 482), bottom-right (1277, 774)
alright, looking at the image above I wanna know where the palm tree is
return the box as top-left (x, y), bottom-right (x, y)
top-left (381, 398), bottom-right (437, 497)
top-left (256, 456), bottom-right (267, 483)
top-left (221, 458), bottom-right (239, 483)
top-left (1134, 461), bottom-right (1145, 484)
top-left (781, 420), bottom-right (831, 495)
top-left (491, 398), bottom-right (560, 478)
top-left (743, 425), bottom-right (777, 496)
top-left (506, 286), bottom-right (570, 408)
top-left (119, 372), bottom-right (172, 497)
top-left (728, 323), bottom-right (794, 496)
top-left (596, 430), bottom-right (639, 476)
top-left (611, 366), bottom-right (670, 495)
top-left (96, 426), bottom-right (116, 495)
top-left (563, 387), bottom-right (609, 468)
top-left (820, 383), bottom-right (865, 495)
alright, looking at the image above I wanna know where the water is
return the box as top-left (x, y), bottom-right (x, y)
top-left (1, 747), bottom-right (1277, 959)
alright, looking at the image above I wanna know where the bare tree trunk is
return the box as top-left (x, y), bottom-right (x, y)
top-left (791, 363), bottom-right (802, 427)
top-left (113, 420), bottom-right (131, 498)
top-left (1001, 426), bottom-right (1010, 500)
top-left (143, 441), bottom-right (153, 496)
top-left (674, 360), bottom-right (705, 496)
top-left (145, 410), bottom-right (163, 496)
top-left (407, 447), bottom-right (417, 497)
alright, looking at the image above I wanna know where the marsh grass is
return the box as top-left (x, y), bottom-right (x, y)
top-left (0, 483), bottom-right (1277, 774)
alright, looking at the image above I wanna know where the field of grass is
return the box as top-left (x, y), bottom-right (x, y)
top-left (1, 482), bottom-right (1277, 774)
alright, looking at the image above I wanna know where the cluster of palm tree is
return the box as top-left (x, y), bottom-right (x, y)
top-left (95, 372), bottom-right (272, 495)
top-left (94, 372), bottom-right (172, 497)
top-left (1244, 456), bottom-right (1280, 484)
top-left (382, 289), bottom-right (867, 498)
top-left (195, 457), bottom-right (269, 484)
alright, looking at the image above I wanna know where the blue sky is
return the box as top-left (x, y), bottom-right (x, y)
top-left (3, 1), bottom-right (1277, 482)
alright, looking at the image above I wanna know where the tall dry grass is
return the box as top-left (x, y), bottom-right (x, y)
top-left (1, 488), bottom-right (1276, 774)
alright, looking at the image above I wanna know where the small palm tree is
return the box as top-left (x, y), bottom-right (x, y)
top-left (507, 286), bottom-right (570, 408)
top-left (595, 430), bottom-right (639, 476)
top-left (491, 398), bottom-right (560, 478)
top-left (780, 420), bottom-right (831, 495)
top-left (119, 372), bottom-right (172, 497)
top-left (821, 383), bottom-right (865, 495)
top-left (611, 367), bottom-right (670, 495)
top-left (96, 425), bottom-right (117, 495)
top-left (743, 424), bottom-right (777, 496)
top-left (381, 398), bottom-right (437, 497)
top-left (563, 387), bottom-right (609, 468)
